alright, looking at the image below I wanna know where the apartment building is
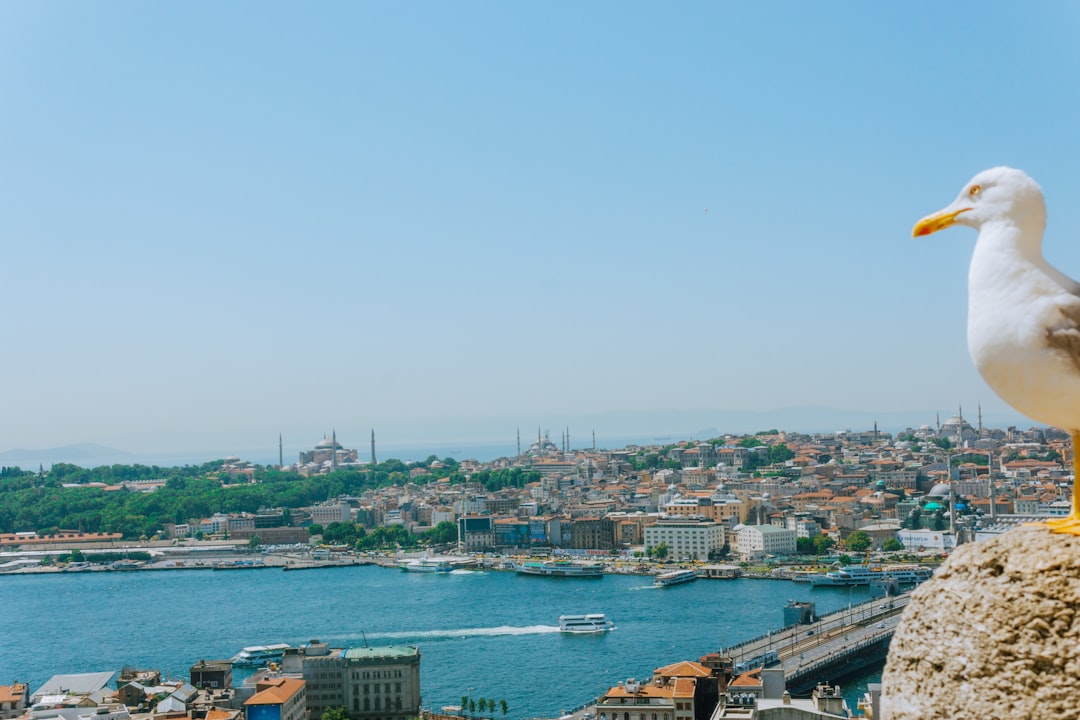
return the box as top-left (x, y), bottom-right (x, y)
top-left (644, 517), bottom-right (725, 561)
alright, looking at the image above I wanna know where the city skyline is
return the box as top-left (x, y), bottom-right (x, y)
top-left (4, 2), bottom-right (1080, 455)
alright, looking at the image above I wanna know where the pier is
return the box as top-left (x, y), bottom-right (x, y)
top-left (719, 591), bottom-right (910, 693)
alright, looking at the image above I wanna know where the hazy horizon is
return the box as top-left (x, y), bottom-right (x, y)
top-left (0, 403), bottom-right (1036, 470)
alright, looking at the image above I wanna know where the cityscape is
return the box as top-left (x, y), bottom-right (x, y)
top-left (4, 3), bottom-right (1077, 720)
top-left (1, 411), bottom-right (1072, 719)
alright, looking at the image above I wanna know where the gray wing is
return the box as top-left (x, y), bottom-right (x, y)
top-left (1046, 289), bottom-right (1080, 373)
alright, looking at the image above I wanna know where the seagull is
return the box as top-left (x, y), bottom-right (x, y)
top-left (913, 167), bottom-right (1080, 534)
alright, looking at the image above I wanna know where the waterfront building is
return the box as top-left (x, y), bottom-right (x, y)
top-left (281, 642), bottom-right (421, 720)
top-left (733, 525), bottom-right (796, 561)
top-left (457, 516), bottom-right (494, 551)
top-left (572, 517), bottom-right (616, 551)
top-left (596, 676), bottom-right (695, 720)
top-left (244, 678), bottom-right (306, 720)
top-left (644, 517), bottom-right (725, 562)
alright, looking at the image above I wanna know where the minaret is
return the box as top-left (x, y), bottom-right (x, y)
top-left (592, 430), bottom-right (596, 452)
top-left (371, 429), bottom-right (377, 465)
top-left (331, 429), bottom-right (338, 471)
top-left (978, 403), bottom-right (984, 437)
top-left (279, 434), bottom-right (283, 469)
top-left (517, 428), bottom-right (521, 457)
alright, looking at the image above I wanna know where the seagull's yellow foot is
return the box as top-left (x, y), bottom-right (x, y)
top-left (1037, 514), bottom-right (1080, 535)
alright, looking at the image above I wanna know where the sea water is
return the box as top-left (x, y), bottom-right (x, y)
top-left (0, 567), bottom-right (879, 717)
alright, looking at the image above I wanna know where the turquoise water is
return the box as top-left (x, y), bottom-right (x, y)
top-left (0, 567), bottom-right (877, 717)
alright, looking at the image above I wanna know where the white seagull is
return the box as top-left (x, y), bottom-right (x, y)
top-left (914, 167), bottom-right (1080, 534)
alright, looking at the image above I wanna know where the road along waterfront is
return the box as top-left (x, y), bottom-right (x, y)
top-left (0, 564), bottom-right (882, 718)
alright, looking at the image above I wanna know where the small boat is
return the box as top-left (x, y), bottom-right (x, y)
top-left (399, 558), bottom-right (453, 573)
top-left (654, 569), bottom-right (698, 587)
top-left (515, 560), bottom-right (604, 578)
top-left (231, 643), bottom-right (292, 666)
top-left (558, 614), bottom-right (615, 633)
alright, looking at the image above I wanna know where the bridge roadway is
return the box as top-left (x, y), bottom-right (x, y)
top-left (719, 591), bottom-right (911, 681)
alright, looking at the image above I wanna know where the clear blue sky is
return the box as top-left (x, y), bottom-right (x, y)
top-left (4, 2), bottom-right (1080, 458)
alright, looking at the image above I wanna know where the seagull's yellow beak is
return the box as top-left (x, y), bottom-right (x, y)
top-left (912, 207), bottom-right (971, 237)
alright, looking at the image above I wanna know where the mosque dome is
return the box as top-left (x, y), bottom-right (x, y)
top-left (928, 483), bottom-right (952, 498)
top-left (316, 436), bottom-right (342, 449)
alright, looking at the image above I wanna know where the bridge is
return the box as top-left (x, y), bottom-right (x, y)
top-left (718, 591), bottom-right (910, 693)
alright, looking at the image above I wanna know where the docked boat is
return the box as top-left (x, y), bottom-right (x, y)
top-left (654, 568), bottom-right (698, 587)
top-left (231, 643), bottom-right (291, 666)
top-left (808, 565), bottom-right (875, 586)
top-left (558, 613), bottom-right (615, 633)
top-left (515, 560), bottom-right (604, 578)
top-left (882, 565), bottom-right (933, 584)
top-left (399, 558), bottom-right (452, 573)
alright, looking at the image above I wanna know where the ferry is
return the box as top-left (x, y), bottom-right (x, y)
top-left (558, 613), bottom-right (615, 633)
top-left (810, 565), bottom-right (933, 587)
top-left (808, 566), bottom-right (875, 586)
top-left (654, 568), bottom-right (698, 587)
top-left (231, 643), bottom-right (292, 666)
top-left (882, 565), bottom-right (933, 584)
top-left (399, 559), bottom-right (453, 573)
top-left (515, 560), bottom-right (604, 578)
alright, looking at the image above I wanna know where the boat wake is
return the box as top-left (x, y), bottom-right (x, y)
top-left (334, 625), bottom-right (561, 642)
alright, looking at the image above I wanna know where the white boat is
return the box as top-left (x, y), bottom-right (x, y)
top-left (399, 559), bottom-right (452, 573)
top-left (654, 569), bottom-right (698, 587)
top-left (808, 565), bottom-right (876, 586)
top-left (516, 560), bottom-right (604, 578)
top-left (231, 643), bottom-right (291, 666)
top-left (558, 613), bottom-right (615, 633)
top-left (882, 565), bottom-right (933, 584)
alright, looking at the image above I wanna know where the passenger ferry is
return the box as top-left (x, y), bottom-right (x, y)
top-left (654, 568), bottom-right (698, 587)
top-left (515, 560), bottom-right (604, 578)
top-left (808, 566), bottom-right (876, 586)
top-left (231, 643), bottom-right (292, 666)
top-left (881, 565), bottom-right (933, 584)
top-left (399, 558), bottom-right (452, 573)
top-left (810, 565), bottom-right (933, 587)
top-left (558, 613), bottom-right (615, 633)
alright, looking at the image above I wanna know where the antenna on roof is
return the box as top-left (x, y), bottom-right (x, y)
top-left (361, 630), bottom-right (369, 647)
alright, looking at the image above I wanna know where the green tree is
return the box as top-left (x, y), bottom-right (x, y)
top-left (425, 521), bottom-right (458, 546)
top-left (461, 697), bottom-right (469, 716)
top-left (796, 537), bottom-right (814, 555)
top-left (812, 535), bottom-right (835, 554)
top-left (883, 538), bottom-right (904, 552)
top-left (468, 700), bottom-right (476, 714)
top-left (769, 443), bottom-right (795, 464)
top-left (478, 699), bottom-right (487, 714)
top-left (248, 535), bottom-right (262, 550)
top-left (652, 542), bottom-right (669, 560)
top-left (500, 700), bottom-right (508, 717)
top-left (308, 523), bottom-right (324, 536)
top-left (321, 707), bottom-right (350, 720)
top-left (846, 530), bottom-right (872, 552)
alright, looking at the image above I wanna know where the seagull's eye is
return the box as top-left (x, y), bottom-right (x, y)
top-left (969, 185), bottom-right (982, 197)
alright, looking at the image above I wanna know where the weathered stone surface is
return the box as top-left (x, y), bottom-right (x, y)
top-left (882, 525), bottom-right (1080, 720)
